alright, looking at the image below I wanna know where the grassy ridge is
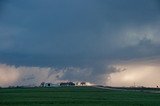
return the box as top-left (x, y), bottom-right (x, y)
top-left (0, 87), bottom-right (160, 106)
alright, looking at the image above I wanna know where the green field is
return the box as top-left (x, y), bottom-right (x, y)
top-left (0, 87), bottom-right (160, 106)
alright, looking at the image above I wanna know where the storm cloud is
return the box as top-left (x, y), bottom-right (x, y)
top-left (0, 63), bottom-right (122, 87)
top-left (0, 0), bottom-right (160, 87)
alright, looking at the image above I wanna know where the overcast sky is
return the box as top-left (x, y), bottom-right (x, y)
top-left (0, 0), bottom-right (160, 87)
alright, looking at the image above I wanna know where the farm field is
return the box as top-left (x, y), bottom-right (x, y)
top-left (0, 86), bottom-right (160, 106)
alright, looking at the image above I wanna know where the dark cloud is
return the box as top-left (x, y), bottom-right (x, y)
top-left (0, 0), bottom-right (160, 86)
top-left (0, 0), bottom-right (159, 64)
top-left (0, 0), bottom-right (7, 14)
top-left (111, 37), bottom-right (160, 60)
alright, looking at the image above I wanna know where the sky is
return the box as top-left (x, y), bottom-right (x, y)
top-left (0, 0), bottom-right (160, 87)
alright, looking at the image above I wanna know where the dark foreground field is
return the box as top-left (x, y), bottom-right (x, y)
top-left (0, 87), bottom-right (160, 106)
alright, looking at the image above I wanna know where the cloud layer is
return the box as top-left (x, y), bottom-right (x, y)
top-left (0, 0), bottom-right (160, 87)
top-left (0, 64), bottom-right (117, 87)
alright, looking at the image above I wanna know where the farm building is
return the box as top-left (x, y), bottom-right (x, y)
top-left (40, 82), bottom-right (59, 87)
top-left (75, 82), bottom-right (87, 86)
top-left (75, 82), bottom-right (94, 86)
top-left (60, 82), bottom-right (75, 86)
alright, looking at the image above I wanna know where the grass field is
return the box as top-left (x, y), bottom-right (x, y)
top-left (0, 86), bottom-right (160, 106)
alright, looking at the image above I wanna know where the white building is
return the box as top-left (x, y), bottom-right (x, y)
top-left (40, 82), bottom-right (59, 87)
